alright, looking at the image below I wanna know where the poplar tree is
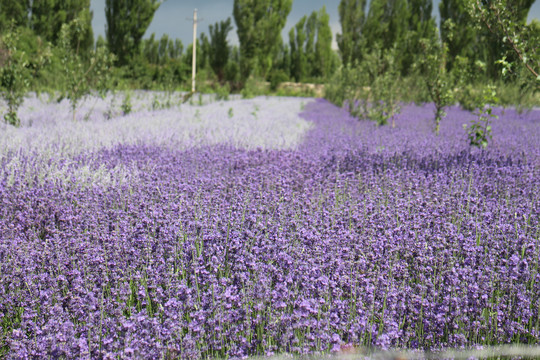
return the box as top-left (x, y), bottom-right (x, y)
top-left (31, 0), bottom-right (94, 53)
top-left (233, 0), bottom-right (293, 79)
top-left (336, 0), bottom-right (367, 66)
top-left (289, 7), bottom-right (334, 81)
top-left (105, 0), bottom-right (162, 66)
top-left (314, 7), bottom-right (334, 79)
top-left (0, 0), bottom-right (30, 30)
top-left (400, 0), bottom-right (437, 74)
top-left (208, 18), bottom-right (233, 83)
top-left (158, 34), bottom-right (170, 63)
top-left (143, 33), bottom-right (160, 64)
top-left (439, 0), bottom-right (479, 71)
top-left (183, 40), bottom-right (204, 71)
top-left (289, 16), bottom-right (309, 82)
top-left (473, 0), bottom-right (537, 80)
top-left (362, 0), bottom-right (409, 53)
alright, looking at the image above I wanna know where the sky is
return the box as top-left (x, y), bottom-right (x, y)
top-left (90, 0), bottom-right (540, 51)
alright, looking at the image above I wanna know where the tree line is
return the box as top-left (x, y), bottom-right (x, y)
top-left (327, 0), bottom-right (538, 147)
top-left (0, 0), bottom-right (538, 130)
top-left (0, 0), bottom-right (339, 92)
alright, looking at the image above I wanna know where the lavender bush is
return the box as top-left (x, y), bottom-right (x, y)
top-left (0, 94), bottom-right (538, 359)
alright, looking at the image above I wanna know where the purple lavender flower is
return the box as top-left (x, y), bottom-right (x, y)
top-left (0, 94), bottom-right (538, 358)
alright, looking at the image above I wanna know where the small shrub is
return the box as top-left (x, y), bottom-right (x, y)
top-left (121, 91), bottom-right (132, 115)
top-left (215, 82), bottom-right (230, 101)
top-left (0, 26), bottom-right (30, 127)
top-left (326, 48), bottom-right (401, 127)
top-left (464, 85), bottom-right (499, 149)
top-left (357, 48), bottom-right (401, 127)
top-left (104, 91), bottom-right (117, 120)
top-left (268, 69), bottom-right (289, 91)
top-left (241, 77), bottom-right (268, 99)
top-left (152, 94), bottom-right (161, 110)
top-left (417, 35), bottom-right (454, 135)
top-left (325, 62), bottom-right (363, 110)
top-left (399, 76), bottom-right (430, 104)
top-left (59, 17), bottom-right (115, 120)
top-left (494, 69), bottom-right (538, 113)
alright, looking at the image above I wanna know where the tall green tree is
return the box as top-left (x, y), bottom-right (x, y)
top-left (233, 0), bottom-right (293, 79)
top-left (407, 0), bottom-right (435, 39)
top-left (158, 34), bottom-right (170, 63)
top-left (399, 0), bottom-right (437, 74)
top-left (31, 0), bottom-right (93, 53)
top-left (143, 33), bottom-right (183, 65)
top-left (314, 6), bottom-right (335, 79)
top-left (172, 39), bottom-right (183, 59)
top-left (0, 0), bottom-right (30, 30)
top-left (362, 0), bottom-right (409, 53)
top-left (289, 6), bottom-right (335, 81)
top-left (337, 0), bottom-right (367, 66)
top-left (470, 0), bottom-right (537, 80)
top-left (183, 39), bottom-right (204, 72)
top-left (337, 0), bottom-right (436, 73)
top-left (0, 26), bottom-right (30, 126)
top-left (208, 18), bottom-right (233, 83)
top-left (143, 33), bottom-right (160, 64)
top-left (105, 0), bottom-right (162, 66)
top-left (270, 41), bottom-right (291, 83)
top-left (289, 16), bottom-right (309, 82)
top-left (58, 18), bottom-right (114, 120)
top-left (439, 0), bottom-right (478, 71)
top-left (199, 32), bottom-right (210, 70)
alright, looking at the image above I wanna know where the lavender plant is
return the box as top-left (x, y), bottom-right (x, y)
top-left (0, 95), bottom-right (538, 359)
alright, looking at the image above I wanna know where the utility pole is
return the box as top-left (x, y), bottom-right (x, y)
top-left (191, 9), bottom-right (199, 93)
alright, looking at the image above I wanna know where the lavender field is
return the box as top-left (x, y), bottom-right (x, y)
top-left (0, 93), bottom-right (539, 359)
